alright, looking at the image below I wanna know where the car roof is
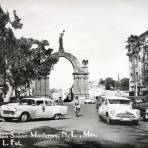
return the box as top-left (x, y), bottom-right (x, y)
top-left (102, 95), bottom-right (130, 100)
top-left (21, 97), bottom-right (53, 101)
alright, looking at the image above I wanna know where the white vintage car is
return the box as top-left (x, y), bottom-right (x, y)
top-left (98, 96), bottom-right (140, 124)
top-left (84, 98), bottom-right (95, 104)
top-left (0, 97), bottom-right (68, 122)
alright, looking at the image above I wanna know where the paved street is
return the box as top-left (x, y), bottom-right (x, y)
top-left (0, 103), bottom-right (148, 148)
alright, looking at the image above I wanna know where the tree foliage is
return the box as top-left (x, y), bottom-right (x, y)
top-left (126, 35), bottom-right (142, 56)
top-left (120, 78), bottom-right (129, 91)
top-left (99, 77), bottom-right (129, 91)
top-left (104, 77), bottom-right (115, 90)
top-left (0, 6), bottom-right (58, 99)
top-left (99, 78), bottom-right (105, 86)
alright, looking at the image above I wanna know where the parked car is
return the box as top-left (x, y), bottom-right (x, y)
top-left (132, 98), bottom-right (148, 120)
top-left (84, 98), bottom-right (95, 104)
top-left (0, 97), bottom-right (68, 122)
top-left (98, 96), bottom-right (140, 124)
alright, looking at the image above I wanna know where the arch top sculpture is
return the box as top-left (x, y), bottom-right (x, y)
top-left (58, 30), bottom-right (65, 52)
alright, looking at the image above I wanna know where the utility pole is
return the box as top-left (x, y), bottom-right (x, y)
top-left (118, 73), bottom-right (120, 91)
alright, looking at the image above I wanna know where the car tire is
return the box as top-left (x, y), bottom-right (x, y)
top-left (4, 117), bottom-right (12, 122)
top-left (143, 116), bottom-right (147, 121)
top-left (133, 120), bottom-right (139, 125)
top-left (54, 114), bottom-right (61, 120)
top-left (99, 115), bottom-right (103, 121)
top-left (20, 113), bottom-right (30, 122)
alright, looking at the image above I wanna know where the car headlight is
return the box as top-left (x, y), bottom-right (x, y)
top-left (110, 110), bottom-right (115, 116)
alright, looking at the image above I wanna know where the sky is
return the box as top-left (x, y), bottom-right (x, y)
top-left (1, 0), bottom-right (148, 93)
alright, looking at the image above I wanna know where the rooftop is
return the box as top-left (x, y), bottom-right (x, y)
top-left (139, 30), bottom-right (148, 38)
top-left (21, 97), bottom-right (53, 101)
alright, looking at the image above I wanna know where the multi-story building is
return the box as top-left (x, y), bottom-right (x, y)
top-left (32, 76), bottom-right (50, 97)
top-left (128, 30), bottom-right (148, 96)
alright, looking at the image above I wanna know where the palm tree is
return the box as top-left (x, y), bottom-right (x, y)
top-left (126, 35), bottom-right (142, 56)
top-left (126, 35), bottom-right (142, 96)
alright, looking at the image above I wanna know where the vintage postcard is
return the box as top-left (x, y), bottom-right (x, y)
top-left (0, 0), bottom-right (148, 148)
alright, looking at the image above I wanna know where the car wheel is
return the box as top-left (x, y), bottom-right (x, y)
top-left (54, 114), bottom-right (61, 120)
top-left (133, 120), bottom-right (139, 125)
top-left (143, 115), bottom-right (147, 121)
top-left (4, 117), bottom-right (12, 122)
top-left (20, 113), bottom-right (29, 122)
top-left (99, 115), bottom-right (103, 121)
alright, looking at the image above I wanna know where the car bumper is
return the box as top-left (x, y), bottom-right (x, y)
top-left (110, 116), bottom-right (140, 122)
top-left (1, 112), bottom-right (21, 119)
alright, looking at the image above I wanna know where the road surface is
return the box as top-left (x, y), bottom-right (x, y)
top-left (0, 103), bottom-right (148, 148)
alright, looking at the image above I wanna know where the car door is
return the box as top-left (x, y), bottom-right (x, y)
top-left (35, 100), bottom-right (47, 118)
top-left (104, 99), bottom-right (109, 117)
top-left (99, 98), bottom-right (105, 117)
top-left (44, 100), bottom-right (55, 118)
top-left (24, 99), bottom-right (37, 119)
top-left (102, 99), bottom-right (108, 117)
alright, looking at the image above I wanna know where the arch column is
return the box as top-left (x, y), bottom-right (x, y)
top-left (73, 72), bottom-right (89, 98)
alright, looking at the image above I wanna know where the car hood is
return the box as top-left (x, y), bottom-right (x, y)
top-left (108, 104), bottom-right (133, 112)
top-left (1, 103), bottom-right (20, 110)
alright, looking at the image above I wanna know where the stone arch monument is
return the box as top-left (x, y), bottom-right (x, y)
top-left (33, 31), bottom-right (89, 99)
top-left (51, 51), bottom-right (89, 99)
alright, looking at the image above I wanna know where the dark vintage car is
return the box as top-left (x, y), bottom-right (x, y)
top-left (132, 98), bottom-right (148, 120)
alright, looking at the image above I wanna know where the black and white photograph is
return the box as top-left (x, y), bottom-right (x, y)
top-left (0, 0), bottom-right (148, 148)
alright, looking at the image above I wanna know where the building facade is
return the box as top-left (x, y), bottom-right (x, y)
top-left (32, 76), bottom-right (50, 97)
top-left (128, 30), bottom-right (148, 95)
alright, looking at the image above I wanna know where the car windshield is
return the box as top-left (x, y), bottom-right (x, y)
top-left (20, 99), bottom-right (36, 105)
top-left (108, 99), bottom-right (130, 105)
